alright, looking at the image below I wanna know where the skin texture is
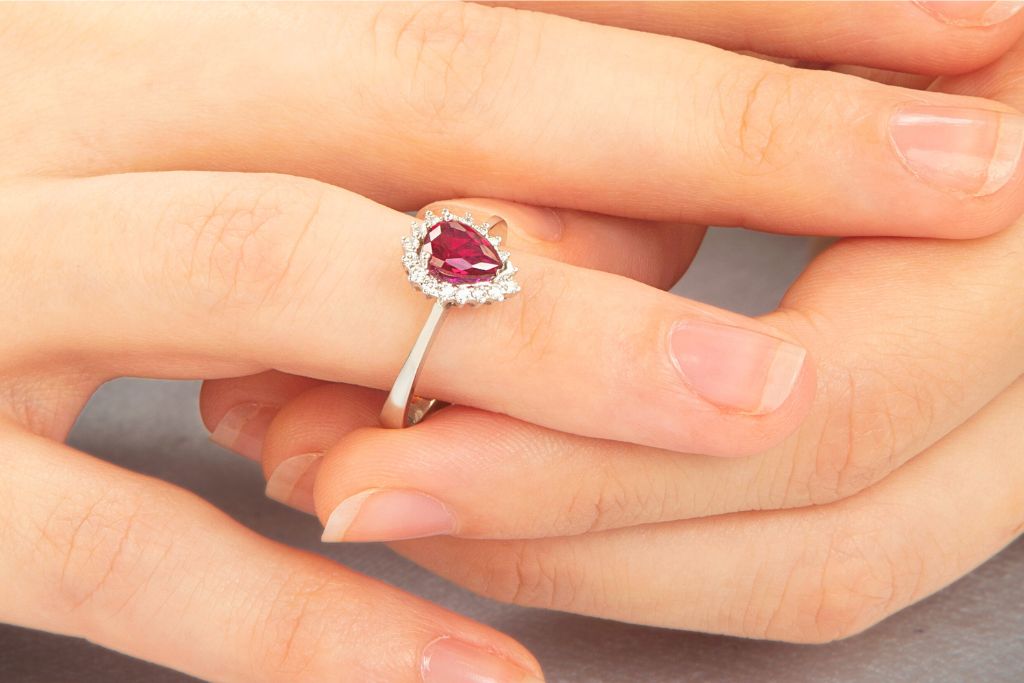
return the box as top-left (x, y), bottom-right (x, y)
top-left (0, 2), bottom-right (1023, 680)
top-left (205, 2), bottom-right (1024, 647)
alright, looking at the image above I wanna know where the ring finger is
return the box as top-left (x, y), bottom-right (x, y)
top-left (4, 174), bottom-right (805, 456)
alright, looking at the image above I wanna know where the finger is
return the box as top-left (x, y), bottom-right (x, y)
top-left (264, 383), bottom-right (384, 515)
top-left (197, 196), bottom-right (703, 464)
top-left (10, 2), bottom-right (1024, 237)
top-left (303, 209), bottom-right (1024, 539)
top-left (492, 1), bottom-right (1024, 74)
top-left (11, 173), bottom-right (811, 457)
top-left (308, 33), bottom-right (1024, 541)
top-left (393, 377), bottom-right (1024, 642)
top-left (0, 424), bottom-right (544, 682)
top-left (201, 370), bottom-right (327, 460)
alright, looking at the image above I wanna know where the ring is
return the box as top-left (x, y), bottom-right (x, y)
top-left (379, 207), bottom-right (521, 428)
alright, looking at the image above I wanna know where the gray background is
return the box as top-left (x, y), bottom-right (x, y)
top-left (1, 229), bottom-right (1021, 682)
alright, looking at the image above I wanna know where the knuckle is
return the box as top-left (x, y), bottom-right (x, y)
top-left (762, 520), bottom-right (927, 643)
top-left (798, 353), bottom-right (941, 505)
top-left (252, 575), bottom-right (351, 681)
top-left (479, 542), bottom-right (585, 613)
top-left (565, 462), bottom-right (655, 535)
top-left (498, 264), bottom-right (573, 367)
top-left (715, 67), bottom-right (826, 175)
top-left (32, 481), bottom-right (175, 622)
top-left (369, 2), bottom-right (523, 138)
top-left (163, 175), bottom-right (326, 315)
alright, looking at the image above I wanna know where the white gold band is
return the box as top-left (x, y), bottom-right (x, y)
top-left (380, 211), bottom-right (515, 429)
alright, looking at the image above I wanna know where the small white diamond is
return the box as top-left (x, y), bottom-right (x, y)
top-left (500, 280), bottom-right (520, 295)
top-left (441, 208), bottom-right (453, 221)
top-left (489, 235), bottom-right (502, 247)
top-left (420, 280), bottom-right (440, 297)
top-left (409, 266), bottom-right (427, 283)
top-left (462, 211), bottom-right (473, 223)
top-left (439, 283), bottom-right (456, 298)
top-left (455, 289), bottom-right (471, 305)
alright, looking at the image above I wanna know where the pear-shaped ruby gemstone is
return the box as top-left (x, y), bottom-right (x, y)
top-left (424, 220), bottom-right (502, 284)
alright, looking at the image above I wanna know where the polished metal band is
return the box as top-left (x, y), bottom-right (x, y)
top-left (380, 214), bottom-right (509, 429)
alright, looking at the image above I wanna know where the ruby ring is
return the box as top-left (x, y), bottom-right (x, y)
top-left (379, 208), bottom-right (521, 428)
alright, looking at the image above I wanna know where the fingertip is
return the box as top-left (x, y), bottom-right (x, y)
top-left (259, 383), bottom-right (383, 479)
top-left (197, 371), bottom-right (322, 434)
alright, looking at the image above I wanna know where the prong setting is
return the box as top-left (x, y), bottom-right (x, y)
top-left (403, 210), bottom-right (520, 307)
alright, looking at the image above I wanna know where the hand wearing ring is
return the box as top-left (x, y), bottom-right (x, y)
top-left (380, 208), bottom-right (521, 428)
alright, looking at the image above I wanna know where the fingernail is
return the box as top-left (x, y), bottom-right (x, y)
top-left (209, 402), bottom-right (277, 460)
top-left (518, 208), bottom-right (564, 242)
top-left (670, 320), bottom-right (806, 415)
top-left (321, 489), bottom-right (456, 543)
top-left (915, 1), bottom-right (1024, 27)
top-left (265, 453), bottom-right (322, 514)
top-left (421, 637), bottom-right (544, 683)
top-left (890, 105), bottom-right (1024, 196)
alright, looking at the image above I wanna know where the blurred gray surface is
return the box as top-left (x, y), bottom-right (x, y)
top-left (1, 228), bottom-right (1021, 682)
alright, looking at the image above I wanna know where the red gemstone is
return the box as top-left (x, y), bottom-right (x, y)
top-left (424, 220), bottom-right (502, 284)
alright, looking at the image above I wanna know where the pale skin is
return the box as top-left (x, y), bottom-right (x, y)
top-left (2, 2), bottom-right (1024, 682)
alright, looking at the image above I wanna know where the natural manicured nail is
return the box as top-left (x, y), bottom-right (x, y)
top-left (421, 637), bottom-right (544, 683)
top-left (265, 453), bottom-right (321, 514)
top-left (915, 1), bottom-right (1024, 26)
top-left (670, 320), bottom-right (806, 415)
top-left (321, 489), bottom-right (456, 543)
top-left (518, 207), bottom-right (564, 242)
top-left (890, 105), bottom-right (1024, 196)
top-left (209, 402), bottom-right (277, 460)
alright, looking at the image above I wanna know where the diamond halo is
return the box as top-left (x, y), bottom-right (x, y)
top-left (402, 208), bottom-right (521, 307)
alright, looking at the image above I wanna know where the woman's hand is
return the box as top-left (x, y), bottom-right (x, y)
top-left (201, 6), bottom-right (1024, 644)
top-left (2, 2), bottom-right (1023, 679)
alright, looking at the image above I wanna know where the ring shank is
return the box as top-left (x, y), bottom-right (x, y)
top-left (379, 300), bottom-right (450, 428)
top-left (380, 214), bottom-right (508, 429)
